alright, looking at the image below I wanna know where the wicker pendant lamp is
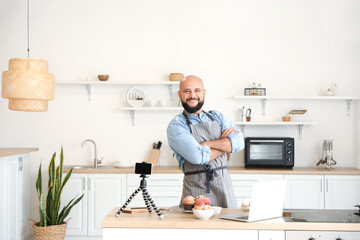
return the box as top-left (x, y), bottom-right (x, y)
top-left (1, 0), bottom-right (55, 112)
top-left (2, 58), bottom-right (55, 111)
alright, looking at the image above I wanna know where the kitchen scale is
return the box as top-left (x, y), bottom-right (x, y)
top-left (283, 208), bottom-right (360, 223)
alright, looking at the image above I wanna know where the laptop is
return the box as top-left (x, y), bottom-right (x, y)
top-left (221, 180), bottom-right (287, 222)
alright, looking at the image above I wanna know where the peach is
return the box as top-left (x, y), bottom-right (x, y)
top-left (204, 205), bottom-right (212, 210)
top-left (195, 195), bottom-right (211, 205)
top-left (194, 201), bottom-right (205, 210)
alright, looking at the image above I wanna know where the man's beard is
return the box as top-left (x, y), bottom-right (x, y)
top-left (181, 98), bottom-right (204, 114)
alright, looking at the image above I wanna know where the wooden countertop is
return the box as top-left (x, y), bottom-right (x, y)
top-left (64, 166), bottom-right (360, 175)
top-left (0, 148), bottom-right (39, 157)
top-left (102, 207), bottom-right (360, 231)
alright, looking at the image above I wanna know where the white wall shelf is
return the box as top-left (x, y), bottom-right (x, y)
top-left (234, 121), bottom-right (316, 140)
top-left (233, 96), bottom-right (360, 116)
top-left (122, 107), bottom-right (183, 125)
top-left (56, 81), bottom-right (180, 100)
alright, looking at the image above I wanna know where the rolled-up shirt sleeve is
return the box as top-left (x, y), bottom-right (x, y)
top-left (167, 120), bottom-right (211, 167)
top-left (211, 110), bottom-right (244, 153)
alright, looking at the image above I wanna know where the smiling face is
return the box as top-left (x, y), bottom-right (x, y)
top-left (178, 75), bottom-right (206, 114)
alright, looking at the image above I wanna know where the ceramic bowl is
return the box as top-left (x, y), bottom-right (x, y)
top-left (169, 73), bottom-right (184, 81)
top-left (159, 100), bottom-right (167, 107)
top-left (282, 116), bottom-right (291, 122)
top-left (148, 100), bottom-right (157, 107)
top-left (114, 159), bottom-right (133, 168)
top-left (98, 75), bottom-right (109, 81)
top-left (192, 208), bottom-right (214, 220)
top-left (212, 206), bottom-right (222, 217)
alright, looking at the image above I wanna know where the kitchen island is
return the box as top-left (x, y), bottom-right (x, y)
top-left (102, 207), bottom-right (360, 240)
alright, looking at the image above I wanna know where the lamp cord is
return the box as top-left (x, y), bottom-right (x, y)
top-left (27, 0), bottom-right (30, 58)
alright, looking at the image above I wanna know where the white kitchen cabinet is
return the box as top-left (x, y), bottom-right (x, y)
top-left (259, 230), bottom-right (285, 240)
top-left (284, 175), bottom-right (360, 210)
top-left (325, 175), bottom-right (360, 209)
top-left (126, 173), bottom-right (183, 208)
top-left (61, 174), bottom-right (126, 237)
top-left (61, 174), bottom-right (87, 236)
top-left (0, 154), bottom-right (30, 240)
top-left (284, 175), bottom-right (324, 209)
top-left (88, 174), bottom-right (126, 235)
top-left (103, 228), bottom-right (258, 240)
top-left (231, 174), bottom-right (283, 207)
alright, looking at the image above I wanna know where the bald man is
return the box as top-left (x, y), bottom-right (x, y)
top-left (167, 75), bottom-right (244, 208)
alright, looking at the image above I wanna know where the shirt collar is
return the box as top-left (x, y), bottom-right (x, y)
top-left (183, 110), bottom-right (205, 118)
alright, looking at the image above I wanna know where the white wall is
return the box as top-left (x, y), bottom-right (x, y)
top-left (1, 0), bottom-right (359, 220)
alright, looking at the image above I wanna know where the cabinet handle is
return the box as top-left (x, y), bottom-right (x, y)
top-left (83, 178), bottom-right (85, 191)
top-left (18, 157), bottom-right (23, 171)
top-left (88, 178), bottom-right (91, 191)
top-left (326, 179), bottom-right (328, 192)
top-left (320, 178), bottom-right (322, 192)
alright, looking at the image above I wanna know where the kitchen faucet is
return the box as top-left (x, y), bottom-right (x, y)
top-left (81, 139), bottom-right (103, 168)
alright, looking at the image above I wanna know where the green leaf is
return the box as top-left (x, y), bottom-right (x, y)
top-left (39, 191), bottom-right (47, 227)
top-left (36, 147), bottom-right (84, 226)
top-left (59, 146), bottom-right (64, 184)
top-left (57, 195), bottom-right (76, 224)
top-left (35, 163), bottom-right (42, 200)
top-left (58, 194), bottom-right (84, 224)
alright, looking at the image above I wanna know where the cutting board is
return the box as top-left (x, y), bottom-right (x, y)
top-left (123, 208), bottom-right (148, 214)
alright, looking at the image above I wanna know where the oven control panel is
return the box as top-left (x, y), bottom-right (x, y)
top-left (286, 231), bottom-right (360, 240)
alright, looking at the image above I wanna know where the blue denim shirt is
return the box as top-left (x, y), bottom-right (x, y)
top-left (167, 110), bottom-right (244, 172)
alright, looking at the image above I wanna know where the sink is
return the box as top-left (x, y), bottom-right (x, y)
top-left (64, 165), bottom-right (107, 169)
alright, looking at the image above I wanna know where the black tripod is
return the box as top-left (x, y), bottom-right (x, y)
top-left (115, 174), bottom-right (163, 219)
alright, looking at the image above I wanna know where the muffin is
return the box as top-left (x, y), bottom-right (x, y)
top-left (182, 195), bottom-right (195, 210)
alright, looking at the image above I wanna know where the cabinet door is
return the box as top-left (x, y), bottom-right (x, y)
top-left (88, 174), bottom-right (126, 236)
top-left (126, 174), bottom-right (183, 208)
top-left (18, 155), bottom-right (30, 239)
top-left (259, 230), bottom-right (285, 240)
top-left (284, 175), bottom-right (324, 209)
top-left (231, 174), bottom-right (283, 207)
top-left (61, 174), bottom-right (87, 236)
top-left (7, 156), bottom-right (19, 240)
top-left (325, 175), bottom-right (360, 209)
top-left (0, 157), bottom-right (5, 240)
top-left (0, 154), bottom-right (30, 240)
top-left (0, 156), bottom-right (18, 240)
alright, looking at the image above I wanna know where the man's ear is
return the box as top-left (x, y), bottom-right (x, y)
top-left (203, 89), bottom-right (206, 95)
top-left (178, 90), bottom-right (181, 98)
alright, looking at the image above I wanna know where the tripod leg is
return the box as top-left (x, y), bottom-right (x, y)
top-left (115, 187), bottom-right (141, 217)
top-left (142, 187), bottom-right (163, 219)
top-left (141, 187), bottom-right (153, 213)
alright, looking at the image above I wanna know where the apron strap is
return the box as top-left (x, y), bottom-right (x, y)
top-left (184, 165), bottom-right (228, 193)
top-left (203, 111), bottom-right (215, 121)
top-left (182, 110), bottom-right (215, 134)
top-left (182, 111), bottom-right (193, 133)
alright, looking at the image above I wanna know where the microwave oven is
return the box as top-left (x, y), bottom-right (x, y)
top-left (245, 137), bottom-right (294, 168)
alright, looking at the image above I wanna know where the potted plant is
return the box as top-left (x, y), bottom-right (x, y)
top-left (29, 147), bottom-right (84, 240)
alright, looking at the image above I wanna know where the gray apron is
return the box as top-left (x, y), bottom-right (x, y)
top-left (179, 111), bottom-right (237, 208)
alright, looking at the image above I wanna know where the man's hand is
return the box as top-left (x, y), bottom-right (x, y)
top-left (221, 128), bottom-right (237, 139)
top-left (221, 128), bottom-right (236, 161)
top-left (200, 128), bottom-right (237, 161)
